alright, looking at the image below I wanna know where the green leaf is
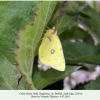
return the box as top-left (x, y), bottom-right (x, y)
top-left (0, 1), bottom-right (38, 63)
top-left (78, 6), bottom-right (100, 43)
top-left (15, 1), bottom-right (58, 89)
top-left (32, 61), bottom-right (81, 89)
top-left (85, 76), bottom-right (100, 89)
top-left (0, 1), bottom-right (38, 90)
top-left (0, 53), bottom-right (20, 90)
top-left (48, 14), bottom-right (77, 35)
top-left (59, 26), bottom-right (94, 44)
top-left (57, 14), bottom-right (77, 35)
top-left (16, 77), bottom-right (31, 90)
top-left (62, 40), bottom-right (100, 65)
top-left (66, 1), bottom-right (86, 16)
top-left (0, 53), bottom-right (30, 90)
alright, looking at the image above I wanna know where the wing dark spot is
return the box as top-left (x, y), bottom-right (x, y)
top-left (51, 49), bottom-right (55, 54)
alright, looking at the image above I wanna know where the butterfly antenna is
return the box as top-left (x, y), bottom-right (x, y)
top-left (45, 26), bottom-right (50, 29)
top-left (56, 15), bottom-right (58, 28)
top-left (56, 14), bottom-right (59, 29)
top-left (57, 15), bottom-right (64, 29)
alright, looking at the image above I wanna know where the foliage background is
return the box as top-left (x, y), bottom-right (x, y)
top-left (0, 1), bottom-right (100, 90)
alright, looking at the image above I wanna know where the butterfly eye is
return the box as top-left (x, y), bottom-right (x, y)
top-left (52, 27), bottom-right (57, 34)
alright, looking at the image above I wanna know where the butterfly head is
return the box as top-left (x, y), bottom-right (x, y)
top-left (44, 27), bottom-right (57, 37)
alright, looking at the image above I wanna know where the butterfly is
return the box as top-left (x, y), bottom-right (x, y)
top-left (39, 27), bottom-right (65, 71)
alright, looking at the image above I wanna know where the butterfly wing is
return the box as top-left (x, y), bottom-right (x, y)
top-left (39, 33), bottom-right (65, 71)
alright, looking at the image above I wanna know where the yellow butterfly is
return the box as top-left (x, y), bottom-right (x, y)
top-left (39, 27), bottom-right (65, 71)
